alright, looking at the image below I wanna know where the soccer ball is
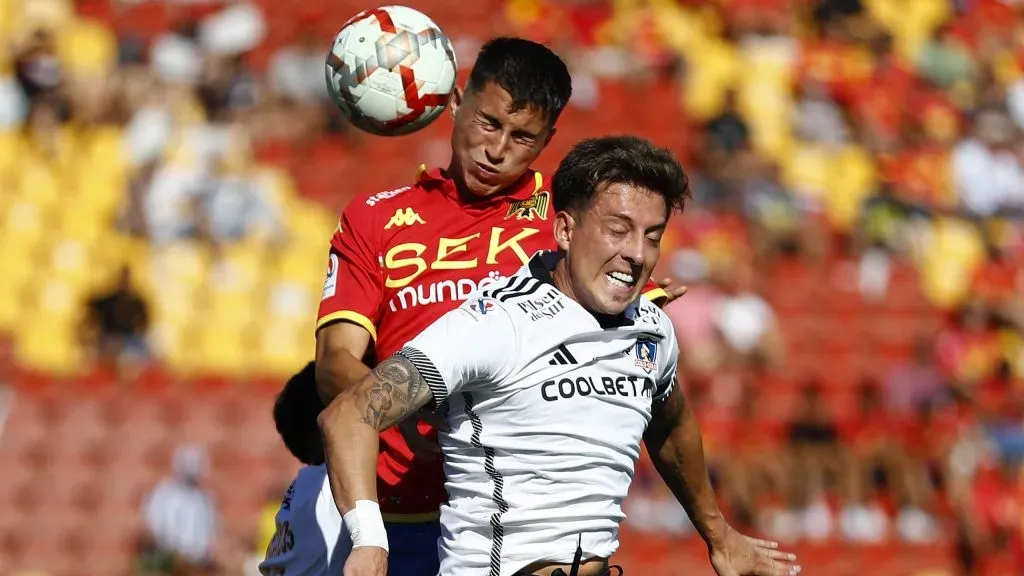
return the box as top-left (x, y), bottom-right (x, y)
top-left (325, 6), bottom-right (458, 137)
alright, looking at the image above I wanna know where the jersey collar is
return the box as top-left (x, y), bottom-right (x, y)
top-left (526, 251), bottom-right (638, 329)
top-left (416, 165), bottom-right (542, 206)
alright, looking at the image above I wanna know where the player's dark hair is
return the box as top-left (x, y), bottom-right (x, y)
top-left (467, 37), bottom-right (572, 126)
top-left (273, 361), bottom-right (326, 466)
top-left (551, 136), bottom-right (690, 217)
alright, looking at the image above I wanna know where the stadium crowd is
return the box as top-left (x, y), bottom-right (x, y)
top-left (2, 0), bottom-right (1024, 574)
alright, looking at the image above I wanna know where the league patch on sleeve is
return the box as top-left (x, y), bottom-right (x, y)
top-left (466, 297), bottom-right (498, 319)
top-left (321, 253), bottom-right (339, 301)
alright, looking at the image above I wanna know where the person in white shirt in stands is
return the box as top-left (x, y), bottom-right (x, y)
top-left (319, 136), bottom-right (802, 576)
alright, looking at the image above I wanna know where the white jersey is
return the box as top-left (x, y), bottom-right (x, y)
top-left (259, 465), bottom-right (350, 576)
top-left (400, 251), bottom-right (679, 576)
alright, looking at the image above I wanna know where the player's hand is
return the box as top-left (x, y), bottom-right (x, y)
top-left (708, 526), bottom-right (800, 576)
top-left (343, 546), bottom-right (387, 576)
top-left (655, 277), bottom-right (688, 307)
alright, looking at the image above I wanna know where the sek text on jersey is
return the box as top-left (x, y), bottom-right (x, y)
top-left (384, 226), bottom-right (541, 311)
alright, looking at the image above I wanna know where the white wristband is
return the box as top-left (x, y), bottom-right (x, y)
top-left (343, 500), bottom-right (389, 553)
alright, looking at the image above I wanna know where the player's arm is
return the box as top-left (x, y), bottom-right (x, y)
top-left (314, 211), bottom-right (381, 404)
top-left (643, 382), bottom-right (727, 544)
top-left (317, 297), bottom-right (517, 551)
top-left (642, 321), bottom-right (727, 545)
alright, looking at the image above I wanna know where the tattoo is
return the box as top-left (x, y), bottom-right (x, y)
top-left (358, 355), bottom-right (433, 431)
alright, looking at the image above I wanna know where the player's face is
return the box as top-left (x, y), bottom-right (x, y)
top-left (449, 82), bottom-right (554, 197)
top-left (555, 184), bottom-right (667, 315)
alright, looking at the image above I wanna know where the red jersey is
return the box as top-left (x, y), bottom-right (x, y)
top-left (317, 166), bottom-right (668, 519)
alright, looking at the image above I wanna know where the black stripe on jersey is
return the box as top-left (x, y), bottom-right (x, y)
top-left (484, 276), bottom-right (531, 301)
top-left (547, 345), bottom-right (577, 366)
top-left (462, 392), bottom-right (508, 576)
top-left (396, 347), bottom-right (449, 407)
top-left (497, 278), bottom-right (542, 303)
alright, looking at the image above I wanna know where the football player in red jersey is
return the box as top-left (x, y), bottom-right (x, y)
top-left (311, 37), bottom-right (683, 575)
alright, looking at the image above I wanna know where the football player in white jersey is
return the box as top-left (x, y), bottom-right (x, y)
top-left (319, 136), bottom-right (801, 576)
top-left (260, 362), bottom-right (348, 576)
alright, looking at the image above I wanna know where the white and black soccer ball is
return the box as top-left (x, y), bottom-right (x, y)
top-left (326, 6), bottom-right (457, 136)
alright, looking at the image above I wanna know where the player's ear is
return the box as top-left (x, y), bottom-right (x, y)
top-left (449, 86), bottom-right (464, 120)
top-left (554, 211), bottom-right (573, 252)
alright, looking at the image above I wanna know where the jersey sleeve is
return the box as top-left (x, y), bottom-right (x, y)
top-left (395, 296), bottom-right (519, 408)
top-left (316, 207), bottom-right (383, 341)
top-left (641, 280), bottom-right (668, 306)
top-left (654, 312), bottom-right (680, 403)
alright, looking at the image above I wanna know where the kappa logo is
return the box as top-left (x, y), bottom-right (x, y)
top-left (505, 190), bottom-right (550, 221)
top-left (384, 208), bottom-right (426, 229)
top-left (634, 338), bottom-right (658, 374)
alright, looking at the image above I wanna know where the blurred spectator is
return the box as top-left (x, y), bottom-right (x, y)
top-left (269, 26), bottom-right (332, 104)
top-left (792, 79), bottom-right (851, 147)
top-left (196, 153), bottom-right (284, 247)
top-left (13, 28), bottom-right (62, 104)
top-left (141, 444), bottom-right (219, 571)
top-left (882, 334), bottom-right (946, 416)
top-left (704, 88), bottom-right (750, 159)
top-left (786, 382), bottom-right (842, 506)
top-left (936, 297), bottom-right (1003, 388)
top-left (916, 24), bottom-right (977, 91)
top-left (952, 105), bottom-right (1024, 218)
top-left (664, 251), bottom-right (725, 376)
top-left (741, 158), bottom-right (822, 263)
top-left (712, 262), bottom-right (783, 367)
top-left (80, 266), bottom-right (151, 369)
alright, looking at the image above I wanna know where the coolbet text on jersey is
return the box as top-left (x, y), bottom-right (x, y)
top-left (316, 167), bottom-right (669, 521)
top-left (399, 252), bottom-right (680, 576)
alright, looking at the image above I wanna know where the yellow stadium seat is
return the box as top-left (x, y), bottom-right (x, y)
top-left (0, 286), bottom-right (22, 331)
top-left (683, 39), bottom-right (741, 120)
top-left (919, 217), bottom-right (986, 308)
top-left (864, 0), bottom-right (950, 61)
top-left (257, 323), bottom-right (314, 377)
top-left (781, 143), bottom-right (831, 203)
top-left (266, 281), bottom-right (317, 324)
top-left (14, 321), bottom-right (81, 375)
top-left (146, 242), bottom-right (213, 291)
top-left (825, 146), bottom-right (878, 231)
top-left (3, 200), bottom-right (48, 245)
top-left (0, 130), bottom-right (17, 180)
top-left (195, 325), bottom-right (248, 374)
top-left (21, 0), bottom-right (74, 31)
top-left (15, 160), bottom-right (62, 209)
top-left (30, 277), bottom-right (80, 319)
top-left (201, 285), bottom-right (258, 329)
top-left (650, 2), bottom-right (707, 56)
top-left (211, 243), bottom-right (265, 292)
top-left (272, 247), bottom-right (327, 289)
top-left (55, 204), bottom-right (106, 243)
top-left (149, 283), bottom-right (198, 323)
top-left (288, 201), bottom-right (338, 249)
top-left (46, 238), bottom-right (93, 285)
top-left (149, 320), bottom-right (186, 366)
top-left (55, 18), bottom-right (117, 75)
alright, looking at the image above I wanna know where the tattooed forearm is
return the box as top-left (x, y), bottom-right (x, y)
top-left (357, 354), bottom-right (434, 431)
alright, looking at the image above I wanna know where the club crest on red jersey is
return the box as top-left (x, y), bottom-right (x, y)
top-left (505, 190), bottom-right (550, 221)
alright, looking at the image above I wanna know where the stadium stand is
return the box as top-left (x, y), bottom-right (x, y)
top-left (1, 0), bottom-right (1024, 574)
